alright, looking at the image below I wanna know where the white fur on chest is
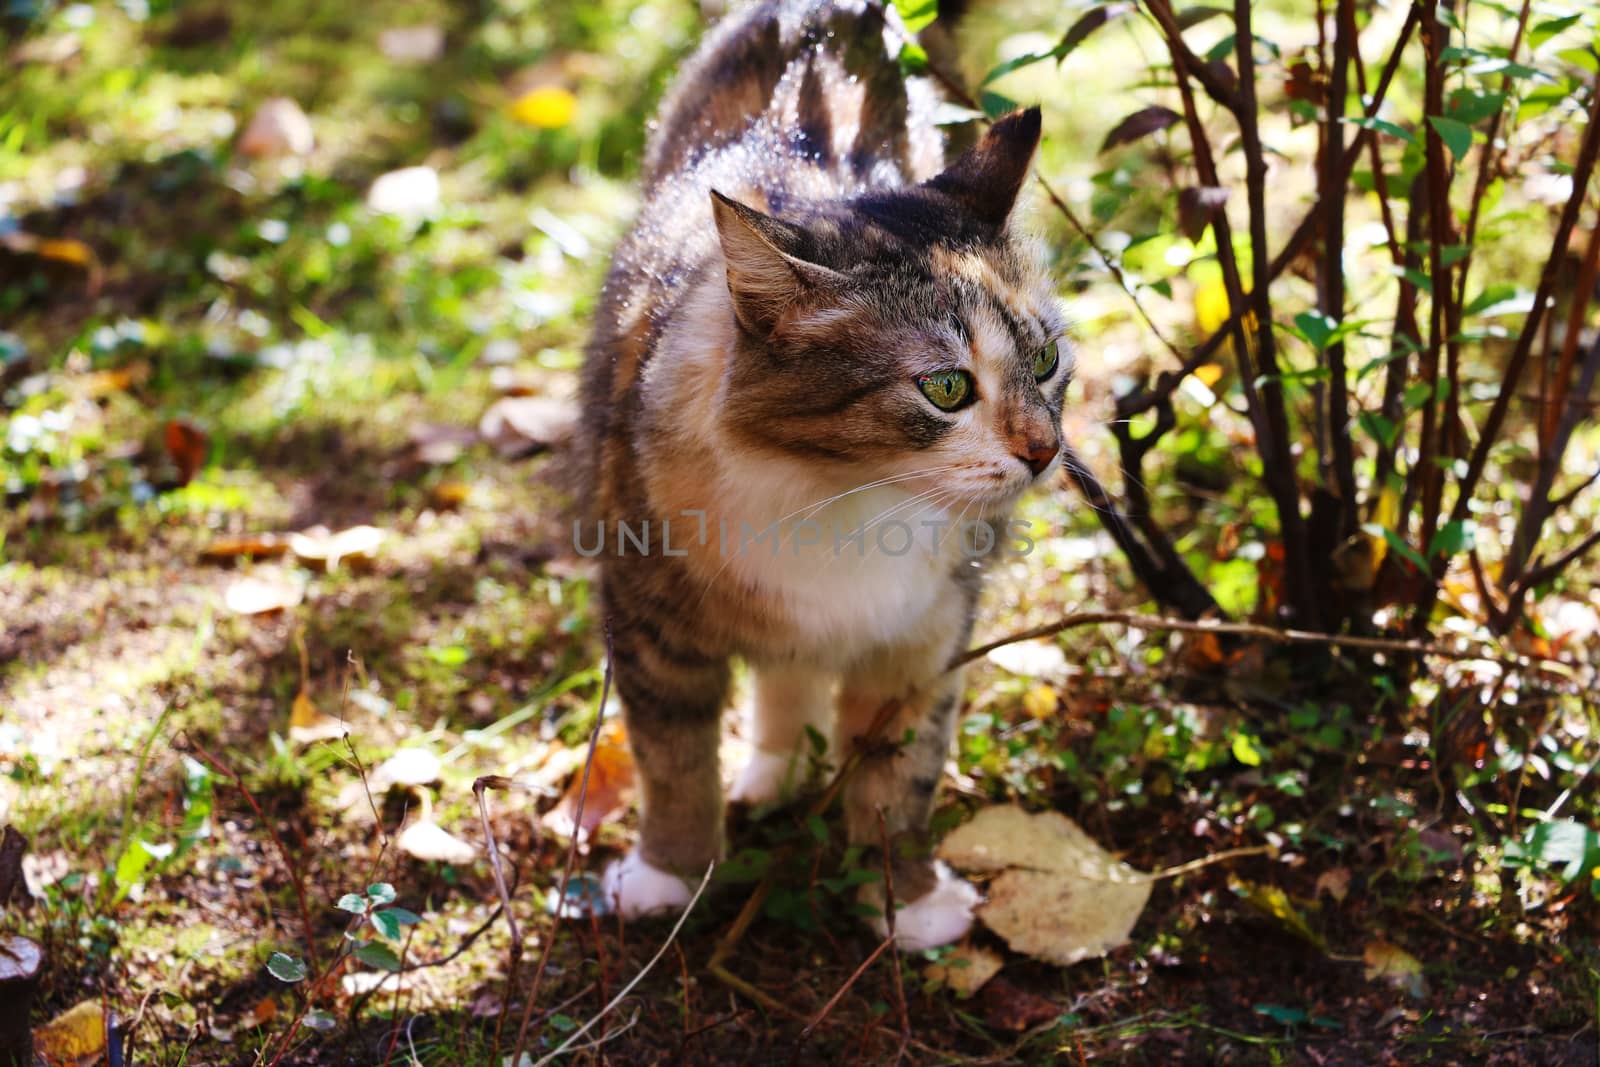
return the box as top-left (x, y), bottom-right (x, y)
top-left (708, 459), bottom-right (968, 656)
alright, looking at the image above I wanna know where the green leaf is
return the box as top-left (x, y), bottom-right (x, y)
top-left (979, 91), bottom-right (1019, 119)
top-left (303, 1010), bottom-right (337, 1032)
top-left (384, 907), bottom-right (422, 926)
top-left (1358, 412), bottom-right (1399, 449)
top-left (354, 940), bottom-right (403, 972)
top-left (1369, 526), bottom-right (1428, 572)
top-left (1058, 3), bottom-right (1132, 58)
top-left (1426, 116), bottom-right (1473, 161)
top-left (1100, 106), bottom-right (1181, 152)
top-left (113, 838), bottom-right (175, 905)
top-left (336, 893), bottom-right (368, 914)
top-left (897, 40), bottom-right (929, 74)
top-left (1446, 89), bottom-right (1507, 125)
top-left (1463, 58), bottom-right (1547, 80)
top-left (1231, 732), bottom-right (1265, 768)
top-left (1292, 311), bottom-right (1339, 351)
top-left (1505, 819), bottom-right (1600, 881)
top-left (1427, 519), bottom-right (1476, 558)
top-left (1403, 381), bottom-right (1437, 411)
top-left (981, 49), bottom-right (1057, 85)
top-left (1174, 6), bottom-right (1228, 31)
top-left (426, 644), bottom-right (469, 667)
top-left (890, 0), bottom-right (938, 33)
top-left (366, 882), bottom-right (397, 905)
top-left (1392, 264), bottom-right (1432, 294)
top-left (266, 952), bottom-right (308, 983)
top-left (1519, 82), bottom-right (1578, 122)
top-left (806, 814), bottom-right (829, 844)
top-left (1204, 33), bottom-right (1237, 63)
top-left (1345, 115), bottom-right (1415, 144)
top-left (1529, 14), bottom-right (1582, 50)
top-left (1464, 284), bottom-right (1534, 318)
top-left (1255, 1003), bottom-right (1310, 1027)
top-left (1209, 558), bottom-right (1260, 617)
top-left (370, 910), bottom-right (400, 941)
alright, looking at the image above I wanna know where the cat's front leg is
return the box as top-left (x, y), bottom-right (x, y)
top-left (836, 650), bottom-right (979, 951)
top-left (600, 602), bottom-right (730, 918)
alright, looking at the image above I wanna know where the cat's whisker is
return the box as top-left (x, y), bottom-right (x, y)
top-left (783, 464), bottom-right (966, 524)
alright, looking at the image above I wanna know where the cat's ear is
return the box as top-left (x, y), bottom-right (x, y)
top-left (924, 106), bottom-right (1041, 229)
top-left (710, 190), bottom-right (840, 337)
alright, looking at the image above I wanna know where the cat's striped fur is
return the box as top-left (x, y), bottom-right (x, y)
top-left (578, 0), bottom-right (1070, 948)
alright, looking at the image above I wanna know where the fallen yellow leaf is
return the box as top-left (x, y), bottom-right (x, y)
top-left (509, 86), bottom-right (577, 129)
top-left (34, 1000), bottom-right (105, 1067)
top-left (1363, 939), bottom-right (1426, 998)
top-left (1193, 362), bottom-right (1224, 388)
top-left (925, 943), bottom-right (1003, 998)
top-left (288, 525), bottom-right (386, 572)
top-left (1021, 684), bottom-right (1058, 719)
top-left (938, 805), bottom-right (1152, 966)
top-left (289, 689), bottom-right (346, 744)
top-left (541, 721), bottom-right (635, 840)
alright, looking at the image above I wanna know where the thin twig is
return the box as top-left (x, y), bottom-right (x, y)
top-left (949, 610), bottom-right (1577, 676)
top-left (529, 864), bottom-right (714, 1067)
top-left (510, 619), bottom-right (616, 1067)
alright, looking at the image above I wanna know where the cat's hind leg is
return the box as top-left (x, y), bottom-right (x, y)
top-left (728, 663), bottom-right (833, 808)
top-left (600, 608), bottom-right (730, 918)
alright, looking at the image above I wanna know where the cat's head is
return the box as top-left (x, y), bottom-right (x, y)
top-left (710, 107), bottom-right (1069, 516)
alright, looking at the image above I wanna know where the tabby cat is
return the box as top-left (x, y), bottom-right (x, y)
top-left (577, 0), bottom-right (1071, 949)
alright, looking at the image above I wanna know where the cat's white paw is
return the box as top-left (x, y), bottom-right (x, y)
top-left (728, 746), bottom-right (802, 807)
top-left (601, 851), bottom-right (694, 918)
top-left (870, 863), bottom-right (981, 951)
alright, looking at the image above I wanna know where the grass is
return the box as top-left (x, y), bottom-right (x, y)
top-left (3, 0), bottom-right (1598, 1064)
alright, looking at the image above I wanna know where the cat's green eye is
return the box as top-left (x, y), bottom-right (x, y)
top-left (918, 370), bottom-right (973, 411)
top-left (1033, 342), bottom-right (1060, 381)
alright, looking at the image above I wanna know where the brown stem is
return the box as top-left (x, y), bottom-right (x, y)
top-left (1322, 0), bottom-right (1359, 549)
top-left (1453, 0), bottom-right (1534, 311)
top-left (1502, 332), bottom-right (1600, 608)
top-left (1411, 4), bottom-right (1454, 600)
top-left (1234, 0), bottom-right (1322, 629)
top-left (1409, 71), bottom-right (1600, 631)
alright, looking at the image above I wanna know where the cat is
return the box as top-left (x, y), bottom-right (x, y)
top-left (576, 0), bottom-right (1070, 950)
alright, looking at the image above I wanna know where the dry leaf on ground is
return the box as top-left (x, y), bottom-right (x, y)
top-left (478, 396), bottom-right (577, 457)
top-left (1364, 940), bottom-right (1426, 998)
top-left (1314, 866), bottom-right (1352, 903)
top-left (541, 722), bottom-right (635, 841)
top-left (164, 418), bottom-right (209, 485)
top-left (33, 1000), bottom-right (105, 1067)
top-left (378, 25), bottom-right (444, 63)
top-left (409, 422), bottom-right (478, 465)
top-left (224, 573), bottom-right (304, 615)
top-left (238, 97), bottom-right (313, 157)
top-left (200, 535), bottom-right (288, 562)
top-left (398, 819), bottom-right (476, 864)
top-left (975, 975), bottom-right (1060, 1031)
top-left (372, 748), bottom-right (441, 790)
top-left (288, 525), bottom-right (386, 572)
top-left (288, 690), bottom-right (346, 744)
top-left (938, 805), bottom-right (1152, 966)
top-left (367, 166), bottom-right (440, 219)
top-left (924, 943), bottom-right (1003, 998)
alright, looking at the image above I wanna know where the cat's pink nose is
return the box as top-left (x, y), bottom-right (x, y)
top-left (1016, 440), bottom-right (1058, 476)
